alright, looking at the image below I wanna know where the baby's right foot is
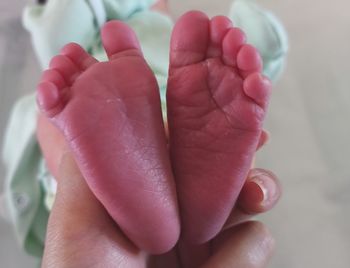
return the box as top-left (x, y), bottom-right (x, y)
top-left (37, 21), bottom-right (180, 254)
top-left (167, 11), bottom-right (272, 244)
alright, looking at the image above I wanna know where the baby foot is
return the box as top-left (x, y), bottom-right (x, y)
top-left (167, 11), bottom-right (272, 244)
top-left (37, 21), bottom-right (180, 254)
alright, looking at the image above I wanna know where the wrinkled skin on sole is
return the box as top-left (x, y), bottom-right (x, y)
top-left (167, 11), bottom-right (272, 244)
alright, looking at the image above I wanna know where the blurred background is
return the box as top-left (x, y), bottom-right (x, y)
top-left (0, 0), bottom-right (349, 267)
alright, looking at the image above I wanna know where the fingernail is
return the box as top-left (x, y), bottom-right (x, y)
top-left (251, 174), bottom-right (277, 205)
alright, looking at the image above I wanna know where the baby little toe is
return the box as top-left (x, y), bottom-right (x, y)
top-left (243, 73), bottom-right (272, 108)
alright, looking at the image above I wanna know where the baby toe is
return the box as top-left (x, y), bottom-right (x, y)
top-left (222, 27), bottom-right (247, 67)
top-left (243, 73), bottom-right (272, 108)
top-left (101, 20), bottom-right (142, 60)
top-left (49, 54), bottom-right (81, 85)
top-left (208, 16), bottom-right (232, 58)
top-left (40, 69), bottom-right (66, 90)
top-left (170, 11), bottom-right (210, 67)
top-left (37, 81), bottom-right (63, 117)
top-left (210, 16), bottom-right (233, 44)
top-left (61, 43), bottom-right (97, 71)
top-left (237, 44), bottom-right (263, 78)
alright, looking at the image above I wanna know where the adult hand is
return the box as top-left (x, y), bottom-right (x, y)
top-left (42, 153), bottom-right (280, 268)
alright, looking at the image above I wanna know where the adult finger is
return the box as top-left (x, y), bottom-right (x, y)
top-left (257, 130), bottom-right (270, 151)
top-left (223, 168), bottom-right (282, 229)
top-left (42, 153), bottom-right (142, 267)
top-left (203, 221), bottom-right (275, 268)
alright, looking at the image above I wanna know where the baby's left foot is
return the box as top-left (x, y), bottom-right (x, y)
top-left (36, 21), bottom-right (180, 254)
top-left (167, 11), bottom-right (272, 244)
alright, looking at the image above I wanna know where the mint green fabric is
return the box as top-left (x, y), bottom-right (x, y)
top-left (2, 95), bottom-right (49, 257)
top-left (1, 0), bottom-right (288, 258)
top-left (103, 0), bottom-right (157, 20)
top-left (229, 0), bottom-right (289, 81)
top-left (23, 0), bottom-right (103, 69)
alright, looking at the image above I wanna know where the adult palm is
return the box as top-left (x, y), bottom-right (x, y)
top-left (42, 154), bottom-right (276, 268)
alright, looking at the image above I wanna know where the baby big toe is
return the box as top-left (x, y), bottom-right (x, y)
top-left (101, 20), bottom-right (142, 60)
top-left (170, 11), bottom-right (210, 67)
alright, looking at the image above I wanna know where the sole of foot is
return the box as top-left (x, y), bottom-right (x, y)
top-left (37, 21), bottom-right (180, 254)
top-left (167, 11), bottom-right (272, 244)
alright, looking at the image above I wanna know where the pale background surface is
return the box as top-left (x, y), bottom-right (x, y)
top-left (1, 0), bottom-right (349, 267)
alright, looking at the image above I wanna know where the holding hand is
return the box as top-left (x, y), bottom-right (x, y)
top-left (42, 153), bottom-right (280, 268)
